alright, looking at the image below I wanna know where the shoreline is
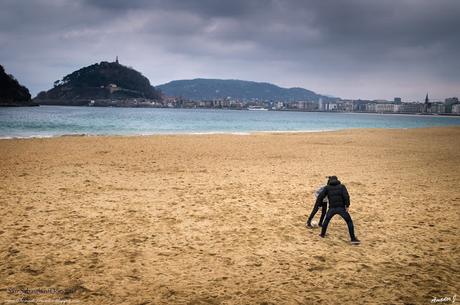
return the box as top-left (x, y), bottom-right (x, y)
top-left (0, 130), bottom-right (332, 140)
top-left (1, 125), bottom-right (459, 140)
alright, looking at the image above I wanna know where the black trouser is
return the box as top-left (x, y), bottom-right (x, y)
top-left (307, 202), bottom-right (327, 226)
top-left (321, 207), bottom-right (357, 240)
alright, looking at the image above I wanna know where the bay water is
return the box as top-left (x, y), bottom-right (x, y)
top-left (1, 106), bottom-right (459, 138)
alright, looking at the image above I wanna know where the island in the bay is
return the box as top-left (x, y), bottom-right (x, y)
top-left (35, 57), bottom-right (161, 107)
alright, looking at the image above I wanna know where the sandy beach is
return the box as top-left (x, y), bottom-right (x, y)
top-left (0, 127), bottom-right (459, 305)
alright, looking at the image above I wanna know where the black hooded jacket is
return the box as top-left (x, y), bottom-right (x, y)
top-left (316, 177), bottom-right (350, 209)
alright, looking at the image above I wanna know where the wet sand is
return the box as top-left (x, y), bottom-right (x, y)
top-left (0, 127), bottom-right (459, 304)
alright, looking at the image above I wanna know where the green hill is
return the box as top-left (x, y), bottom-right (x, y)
top-left (157, 78), bottom-right (337, 102)
top-left (0, 65), bottom-right (34, 106)
top-left (36, 61), bottom-right (161, 105)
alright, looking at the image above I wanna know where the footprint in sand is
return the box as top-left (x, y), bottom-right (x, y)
top-left (22, 265), bottom-right (44, 276)
top-left (313, 255), bottom-right (326, 262)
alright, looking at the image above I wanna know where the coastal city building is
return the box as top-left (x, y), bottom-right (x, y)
top-left (429, 102), bottom-right (446, 114)
top-left (445, 97), bottom-right (459, 113)
top-left (108, 93), bottom-right (459, 116)
top-left (452, 104), bottom-right (460, 114)
top-left (375, 103), bottom-right (396, 113)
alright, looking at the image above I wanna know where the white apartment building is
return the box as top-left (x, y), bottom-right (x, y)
top-left (375, 104), bottom-right (395, 112)
top-left (452, 104), bottom-right (460, 114)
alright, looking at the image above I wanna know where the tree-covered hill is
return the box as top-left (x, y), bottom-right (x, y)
top-left (0, 65), bottom-right (34, 106)
top-left (157, 78), bottom-right (337, 102)
top-left (35, 61), bottom-right (161, 104)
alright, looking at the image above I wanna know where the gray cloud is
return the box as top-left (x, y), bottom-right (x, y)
top-left (0, 0), bottom-right (459, 101)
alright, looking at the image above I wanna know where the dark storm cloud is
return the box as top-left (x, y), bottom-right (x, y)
top-left (84, 0), bottom-right (261, 17)
top-left (0, 0), bottom-right (459, 100)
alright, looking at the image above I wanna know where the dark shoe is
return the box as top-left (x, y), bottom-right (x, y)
top-left (351, 238), bottom-right (361, 245)
top-left (319, 233), bottom-right (326, 238)
top-left (306, 222), bottom-right (313, 228)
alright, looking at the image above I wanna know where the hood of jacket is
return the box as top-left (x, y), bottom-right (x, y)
top-left (328, 176), bottom-right (341, 186)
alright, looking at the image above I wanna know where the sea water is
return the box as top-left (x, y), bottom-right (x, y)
top-left (0, 106), bottom-right (459, 138)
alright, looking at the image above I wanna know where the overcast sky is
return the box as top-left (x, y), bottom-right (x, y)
top-left (1, 0), bottom-right (459, 101)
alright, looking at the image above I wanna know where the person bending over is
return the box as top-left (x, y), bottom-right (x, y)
top-left (316, 176), bottom-right (360, 245)
top-left (306, 182), bottom-right (328, 228)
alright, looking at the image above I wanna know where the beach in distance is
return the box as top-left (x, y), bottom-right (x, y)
top-left (1, 127), bottom-right (459, 304)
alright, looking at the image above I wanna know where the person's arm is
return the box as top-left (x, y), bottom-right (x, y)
top-left (342, 185), bottom-right (350, 210)
top-left (316, 186), bottom-right (327, 206)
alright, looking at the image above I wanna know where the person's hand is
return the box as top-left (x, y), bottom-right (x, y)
top-left (346, 207), bottom-right (349, 212)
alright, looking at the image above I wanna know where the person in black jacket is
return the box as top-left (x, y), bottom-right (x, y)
top-left (316, 176), bottom-right (360, 244)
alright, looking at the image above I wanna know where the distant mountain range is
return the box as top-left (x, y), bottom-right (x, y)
top-left (157, 78), bottom-right (337, 102)
top-left (35, 61), bottom-right (161, 105)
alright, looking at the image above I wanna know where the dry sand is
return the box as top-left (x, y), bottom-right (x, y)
top-left (0, 127), bottom-right (459, 305)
